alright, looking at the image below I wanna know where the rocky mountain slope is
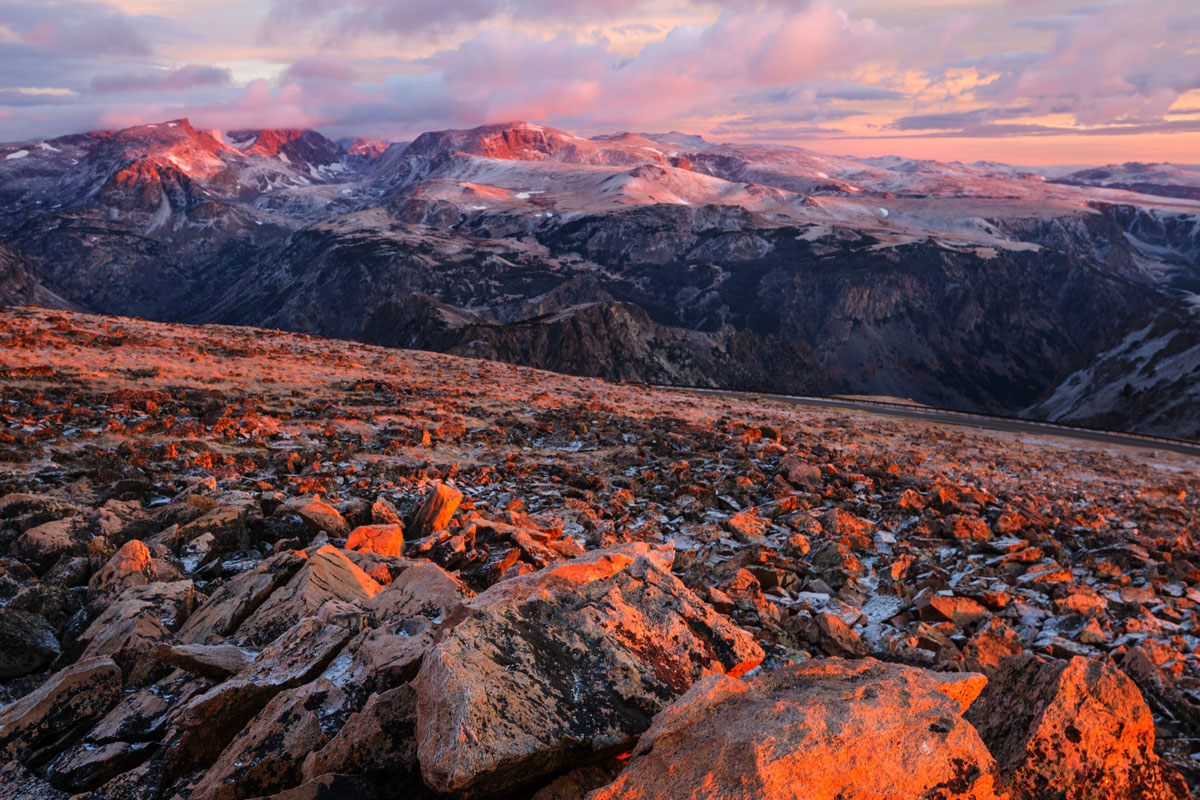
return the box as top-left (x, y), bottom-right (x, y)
top-left (0, 306), bottom-right (1197, 799)
top-left (0, 119), bottom-right (1197, 438)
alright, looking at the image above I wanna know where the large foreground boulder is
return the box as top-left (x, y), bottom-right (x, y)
top-left (587, 658), bottom-right (1000, 800)
top-left (967, 654), bottom-right (1188, 800)
top-left (414, 543), bottom-right (763, 797)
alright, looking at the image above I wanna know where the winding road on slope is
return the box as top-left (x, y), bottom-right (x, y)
top-left (659, 386), bottom-right (1200, 460)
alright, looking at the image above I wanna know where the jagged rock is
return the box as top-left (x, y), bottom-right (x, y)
top-left (0, 656), bottom-right (122, 762)
top-left (235, 546), bottom-right (381, 646)
top-left (297, 500), bottom-right (350, 538)
top-left (88, 539), bottom-right (157, 601)
top-left (347, 562), bottom-right (472, 689)
top-left (414, 543), bottom-right (763, 796)
top-left (0, 493), bottom-right (80, 533)
top-left (16, 516), bottom-right (85, 570)
top-left (967, 654), bottom-right (1189, 800)
top-left (345, 524), bottom-right (405, 557)
top-left (0, 759), bottom-right (68, 800)
top-left (74, 581), bottom-right (195, 683)
top-left (806, 611), bottom-right (867, 658)
top-left (0, 607), bottom-right (59, 679)
top-left (370, 497), bottom-right (403, 525)
top-left (303, 684), bottom-right (419, 785)
top-left (588, 659), bottom-right (999, 800)
top-left (151, 642), bottom-right (253, 679)
top-left (408, 483), bottom-right (461, 540)
top-left (178, 550), bottom-right (306, 645)
top-left (45, 740), bottom-right (152, 794)
top-left (167, 618), bottom-right (351, 775)
top-left (189, 679), bottom-right (347, 800)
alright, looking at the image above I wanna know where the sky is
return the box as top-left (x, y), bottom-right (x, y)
top-left (1, 0), bottom-right (1198, 165)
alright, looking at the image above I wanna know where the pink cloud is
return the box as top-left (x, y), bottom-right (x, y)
top-left (92, 64), bottom-right (233, 93)
top-left (977, 0), bottom-right (1200, 124)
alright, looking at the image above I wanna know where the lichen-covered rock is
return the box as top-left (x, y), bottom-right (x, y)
top-left (588, 658), bottom-right (1000, 800)
top-left (0, 657), bottom-right (122, 762)
top-left (189, 679), bottom-right (347, 800)
top-left (967, 654), bottom-right (1189, 800)
top-left (414, 543), bottom-right (763, 796)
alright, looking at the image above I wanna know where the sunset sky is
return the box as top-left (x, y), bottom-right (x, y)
top-left (1, 0), bottom-right (1198, 165)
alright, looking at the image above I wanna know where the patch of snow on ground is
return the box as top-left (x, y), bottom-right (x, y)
top-left (37, 142), bottom-right (59, 152)
top-left (5, 150), bottom-right (29, 160)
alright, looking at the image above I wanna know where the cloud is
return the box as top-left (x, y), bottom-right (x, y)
top-left (261, 0), bottom-right (652, 44)
top-left (0, 0), bottom-right (152, 56)
top-left (975, 0), bottom-right (1200, 124)
top-left (889, 107), bottom-right (1032, 131)
top-left (92, 64), bottom-right (232, 92)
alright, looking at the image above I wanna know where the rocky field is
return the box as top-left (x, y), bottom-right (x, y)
top-left (0, 305), bottom-right (1198, 799)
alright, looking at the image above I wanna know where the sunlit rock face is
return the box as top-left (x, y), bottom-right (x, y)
top-left (3, 119), bottom-right (1199, 436)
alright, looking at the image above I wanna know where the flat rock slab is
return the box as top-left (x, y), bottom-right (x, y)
top-left (589, 658), bottom-right (1000, 800)
top-left (414, 543), bottom-right (763, 797)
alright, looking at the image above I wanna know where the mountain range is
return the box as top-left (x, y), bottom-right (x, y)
top-left (1, 118), bottom-right (1197, 439)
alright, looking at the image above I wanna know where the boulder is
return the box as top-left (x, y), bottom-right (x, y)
top-left (407, 483), bottom-right (461, 540)
top-left (0, 607), bottom-right (60, 679)
top-left (297, 500), bottom-right (349, 538)
top-left (189, 679), bottom-right (346, 800)
top-left (167, 618), bottom-right (351, 774)
top-left (0, 493), bottom-right (80, 532)
top-left (74, 581), bottom-right (195, 683)
top-left (346, 562), bottom-right (473, 690)
top-left (235, 546), bottom-right (381, 646)
top-left (16, 517), bottom-right (86, 570)
top-left (414, 543), bottom-right (763, 796)
top-left (178, 550), bottom-right (306, 644)
top-left (174, 506), bottom-right (249, 554)
top-left (966, 654), bottom-right (1188, 800)
top-left (345, 524), bottom-right (406, 557)
top-left (88, 539), bottom-right (157, 601)
top-left (0, 657), bottom-right (122, 762)
top-left (151, 642), bottom-right (253, 679)
top-left (589, 659), bottom-right (1000, 800)
top-left (303, 684), bottom-right (419, 785)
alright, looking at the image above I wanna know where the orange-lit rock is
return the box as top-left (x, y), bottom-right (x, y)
top-left (408, 482), bottom-right (462, 539)
top-left (414, 543), bottom-right (763, 796)
top-left (588, 658), bottom-right (1000, 800)
top-left (296, 500), bottom-right (350, 538)
top-left (345, 523), bottom-right (406, 557)
top-left (967, 655), bottom-right (1189, 799)
top-left (88, 539), bottom-right (156, 600)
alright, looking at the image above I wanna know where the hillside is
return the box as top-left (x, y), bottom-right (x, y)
top-left (0, 120), bottom-right (1197, 438)
top-left (0, 306), bottom-right (1196, 798)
